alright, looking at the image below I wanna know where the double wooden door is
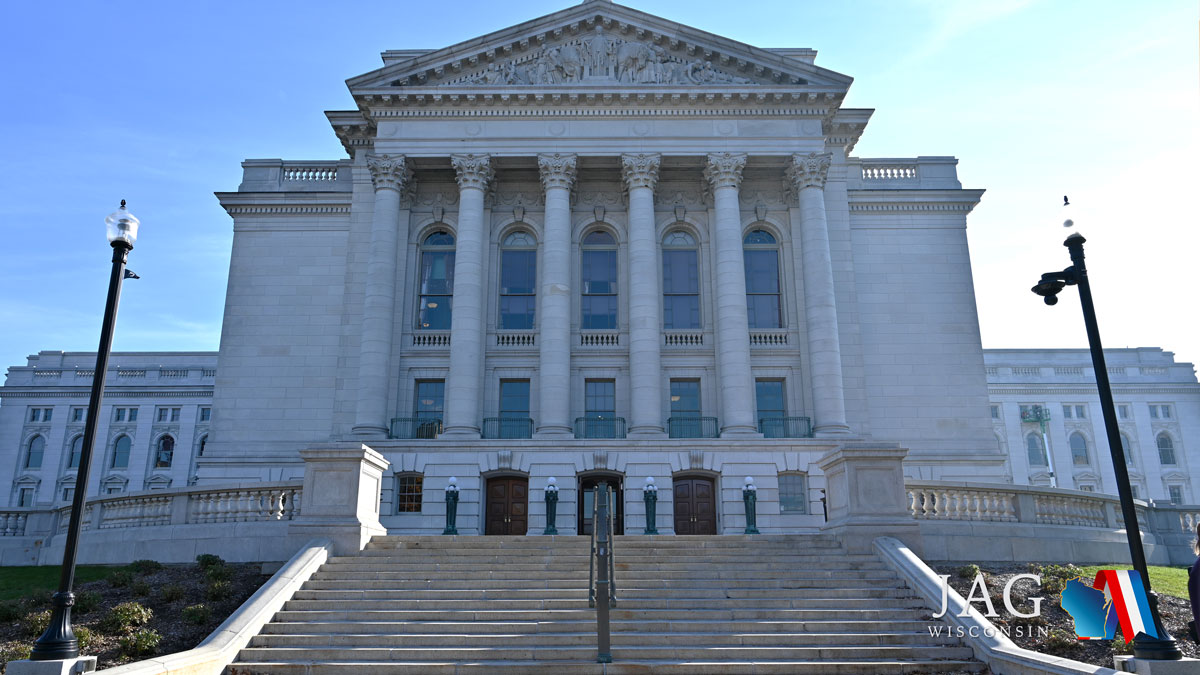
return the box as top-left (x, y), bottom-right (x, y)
top-left (673, 476), bottom-right (717, 534)
top-left (578, 476), bottom-right (624, 536)
top-left (485, 477), bottom-right (528, 535)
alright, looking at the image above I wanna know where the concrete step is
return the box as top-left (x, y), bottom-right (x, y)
top-left (257, 619), bottom-right (942, 635)
top-left (289, 587), bottom-right (918, 601)
top-left (302, 577), bottom-right (905, 591)
top-left (270, 608), bottom-right (932, 622)
top-left (283, 597), bottom-right (928, 611)
top-left (226, 659), bottom-right (984, 674)
top-left (237, 645), bottom-right (977, 662)
top-left (311, 567), bottom-right (898, 578)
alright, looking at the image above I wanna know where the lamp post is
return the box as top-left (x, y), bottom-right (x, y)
top-left (641, 477), bottom-right (658, 535)
top-left (31, 202), bottom-right (139, 661)
top-left (1031, 225), bottom-right (1182, 660)
top-left (742, 476), bottom-right (759, 534)
top-left (442, 476), bottom-right (459, 535)
top-left (1019, 405), bottom-right (1057, 487)
top-left (543, 477), bottom-right (559, 535)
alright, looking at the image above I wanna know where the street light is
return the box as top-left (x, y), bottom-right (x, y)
top-left (31, 202), bottom-right (139, 661)
top-left (1031, 216), bottom-right (1182, 660)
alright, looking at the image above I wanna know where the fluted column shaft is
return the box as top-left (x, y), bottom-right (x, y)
top-left (442, 154), bottom-right (493, 438)
top-left (705, 153), bottom-right (758, 436)
top-left (788, 153), bottom-right (849, 435)
top-left (623, 154), bottom-right (664, 436)
top-left (536, 154), bottom-right (576, 437)
top-left (353, 154), bottom-right (411, 438)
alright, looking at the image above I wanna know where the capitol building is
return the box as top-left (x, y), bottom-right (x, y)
top-left (1, 0), bottom-right (1196, 541)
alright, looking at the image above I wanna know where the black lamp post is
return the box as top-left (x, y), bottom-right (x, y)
top-left (31, 202), bottom-right (139, 661)
top-left (1032, 227), bottom-right (1182, 660)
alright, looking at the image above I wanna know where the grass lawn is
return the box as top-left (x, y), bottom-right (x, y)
top-left (1074, 565), bottom-right (1191, 600)
top-left (0, 566), bottom-right (119, 603)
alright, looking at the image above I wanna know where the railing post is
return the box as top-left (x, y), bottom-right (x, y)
top-left (594, 483), bottom-right (612, 664)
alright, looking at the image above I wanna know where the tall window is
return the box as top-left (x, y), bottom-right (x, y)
top-left (199, 407), bottom-right (211, 422)
top-left (1168, 486), bottom-right (1183, 505)
top-left (71, 408), bottom-right (86, 423)
top-left (18, 488), bottom-right (34, 507)
top-left (111, 436), bottom-right (131, 469)
top-left (499, 232), bottom-right (537, 329)
top-left (670, 380), bottom-right (701, 417)
top-left (581, 231), bottom-right (618, 329)
top-left (1070, 433), bottom-right (1089, 466)
top-left (24, 436), bottom-right (45, 469)
top-left (499, 380), bottom-right (531, 419)
top-left (155, 436), bottom-right (175, 469)
top-left (779, 473), bottom-right (808, 514)
top-left (755, 380), bottom-right (786, 421)
top-left (198, 435), bottom-right (208, 457)
top-left (395, 473), bottom-right (423, 513)
top-left (1026, 433), bottom-right (1047, 466)
top-left (414, 381), bottom-right (445, 421)
top-left (584, 380), bottom-right (616, 418)
top-left (1120, 433), bottom-right (1134, 466)
top-left (743, 230), bottom-right (781, 329)
top-left (68, 436), bottom-right (83, 469)
top-left (1157, 434), bottom-right (1176, 465)
top-left (418, 231), bottom-right (455, 330)
top-left (662, 231), bottom-right (699, 329)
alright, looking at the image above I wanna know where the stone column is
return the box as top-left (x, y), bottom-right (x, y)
top-left (536, 154), bottom-right (577, 438)
top-left (442, 154), bottom-right (493, 438)
top-left (787, 153), bottom-right (850, 435)
top-left (704, 153), bottom-right (758, 437)
top-left (622, 153), bottom-right (665, 436)
top-left (353, 154), bottom-right (412, 438)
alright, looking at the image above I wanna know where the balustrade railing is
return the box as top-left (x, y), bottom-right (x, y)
top-left (1036, 494), bottom-right (1108, 527)
top-left (749, 331), bottom-right (788, 346)
top-left (667, 416), bottom-right (719, 439)
top-left (758, 416), bottom-right (813, 439)
top-left (580, 332), bottom-right (620, 347)
top-left (482, 417), bottom-right (534, 439)
top-left (575, 417), bottom-right (626, 439)
top-left (495, 332), bottom-right (535, 347)
top-left (0, 511), bottom-right (29, 536)
top-left (664, 332), bottom-right (703, 347)
top-left (282, 164), bottom-right (340, 182)
top-left (100, 495), bottom-right (172, 529)
top-left (188, 485), bottom-right (301, 523)
top-left (907, 485), bottom-right (1018, 522)
top-left (861, 164), bottom-right (918, 181)
top-left (50, 483), bottom-right (303, 533)
top-left (391, 417), bottom-right (443, 440)
top-left (412, 332), bottom-right (451, 347)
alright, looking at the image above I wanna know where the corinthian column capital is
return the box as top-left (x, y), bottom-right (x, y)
top-left (704, 152), bottom-right (747, 190)
top-left (621, 153), bottom-right (661, 190)
top-left (451, 154), bottom-right (494, 191)
top-left (366, 153), bottom-right (412, 193)
top-left (786, 152), bottom-right (832, 191)
top-left (538, 153), bottom-right (577, 191)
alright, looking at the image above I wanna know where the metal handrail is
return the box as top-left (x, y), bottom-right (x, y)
top-left (591, 483), bottom-right (614, 663)
top-left (389, 417), bottom-right (442, 439)
top-left (667, 416), bottom-right (719, 439)
top-left (481, 417), bottom-right (534, 439)
top-left (758, 416), bottom-right (813, 438)
top-left (588, 483), bottom-right (618, 610)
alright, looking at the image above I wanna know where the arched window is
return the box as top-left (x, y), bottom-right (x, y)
top-left (198, 435), bottom-right (208, 457)
top-left (68, 436), bottom-right (83, 470)
top-left (418, 230), bottom-right (455, 330)
top-left (1157, 434), bottom-right (1176, 465)
top-left (24, 436), bottom-right (45, 469)
top-left (581, 231), bottom-right (618, 329)
top-left (1120, 433), bottom-right (1134, 465)
top-left (1070, 433), bottom-right (1089, 466)
top-left (155, 435), bottom-right (175, 469)
top-left (111, 436), bottom-right (131, 469)
top-left (499, 231), bottom-right (537, 329)
top-left (662, 231), bottom-right (700, 329)
top-left (1026, 433), bottom-right (1047, 466)
top-left (743, 230), bottom-right (781, 329)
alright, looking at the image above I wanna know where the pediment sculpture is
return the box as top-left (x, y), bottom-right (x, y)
top-left (445, 29), bottom-right (778, 86)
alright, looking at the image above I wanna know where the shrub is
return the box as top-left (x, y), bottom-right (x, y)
top-left (205, 564), bottom-right (233, 583)
top-left (129, 559), bottom-right (163, 575)
top-left (99, 601), bottom-right (152, 634)
top-left (160, 584), bottom-right (185, 603)
top-left (75, 625), bottom-right (95, 651)
top-left (1113, 637), bottom-right (1134, 655)
top-left (0, 600), bottom-right (25, 622)
top-left (108, 569), bottom-right (134, 588)
top-left (205, 580), bottom-right (232, 602)
top-left (23, 589), bottom-right (53, 608)
top-left (196, 554), bottom-right (225, 570)
top-left (956, 564), bottom-right (981, 579)
top-left (183, 603), bottom-right (212, 625)
top-left (21, 609), bottom-right (52, 637)
top-left (118, 629), bottom-right (162, 657)
top-left (75, 590), bottom-right (103, 615)
top-left (131, 580), bottom-right (152, 597)
top-left (1045, 629), bottom-right (1075, 653)
top-left (1, 643), bottom-right (33, 665)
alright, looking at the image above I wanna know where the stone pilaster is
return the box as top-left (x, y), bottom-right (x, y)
top-left (536, 153), bottom-right (576, 438)
top-left (704, 153), bottom-right (758, 437)
top-left (622, 153), bottom-right (665, 436)
top-left (353, 154), bottom-right (412, 438)
top-left (787, 152), bottom-right (850, 435)
top-left (442, 154), bottom-right (493, 438)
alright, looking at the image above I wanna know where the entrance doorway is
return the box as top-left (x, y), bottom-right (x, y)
top-left (578, 474), bottom-right (624, 535)
top-left (673, 475), bottom-right (717, 534)
top-left (485, 476), bottom-right (528, 535)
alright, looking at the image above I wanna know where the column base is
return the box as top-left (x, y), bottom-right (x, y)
top-left (440, 427), bottom-right (481, 440)
top-left (720, 426), bottom-right (763, 439)
top-left (814, 424), bottom-right (852, 437)
top-left (627, 427), bottom-right (666, 438)
top-left (534, 427), bottom-right (573, 439)
top-left (350, 425), bottom-right (389, 439)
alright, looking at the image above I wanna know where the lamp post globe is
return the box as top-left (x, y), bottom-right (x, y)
top-left (105, 200), bottom-right (139, 248)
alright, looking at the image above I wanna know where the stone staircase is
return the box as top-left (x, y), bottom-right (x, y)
top-left (230, 534), bottom-right (983, 673)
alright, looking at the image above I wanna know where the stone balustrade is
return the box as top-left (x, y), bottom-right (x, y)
top-left (907, 484), bottom-right (1017, 522)
top-left (189, 485), bottom-right (302, 523)
top-left (237, 159), bottom-right (352, 192)
top-left (0, 511), bottom-right (29, 536)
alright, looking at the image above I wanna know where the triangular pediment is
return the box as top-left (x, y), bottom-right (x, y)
top-left (348, 1), bottom-right (851, 92)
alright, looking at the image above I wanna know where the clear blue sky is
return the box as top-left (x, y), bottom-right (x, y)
top-left (1, 0), bottom-right (1197, 371)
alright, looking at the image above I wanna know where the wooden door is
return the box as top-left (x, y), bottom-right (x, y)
top-left (673, 477), bottom-right (716, 534)
top-left (578, 476), bottom-right (624, 536)
top-left (486, 477), bottom-right (528, 535)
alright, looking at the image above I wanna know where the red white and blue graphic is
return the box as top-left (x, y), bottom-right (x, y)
top-left (1060, 570), bottom-right (1160, 643)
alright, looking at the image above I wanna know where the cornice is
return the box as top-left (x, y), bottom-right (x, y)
top-left (1, 390), bottom-right (213, 399)
top-left (216, 193), bottom-right (352, 218)
top-left (988, 386), bottom-right (1200, 396)
top-left (847, 189), bottom-right (985, 215)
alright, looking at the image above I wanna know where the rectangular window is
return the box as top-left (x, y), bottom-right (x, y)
top-left (744, 249), bottom-right (781, 329)
top-left (779, 473), bottom-right (808, 514)
top-left (115, 407), bottom-right (137, 423)
top-left (129, 408), bottom-right (137, 422)
top-left (755, 380), bottom-right (786, 420)
top-left (1161, 405), bottom-right (1172, 419)
top-left (1075, 405), bottom-right (1086, 419)
top-left (106, 487), bottom-right (123, 495)
top-left (18, 488), bottom-right (35, 508)
top-left (581, 249), bottom-right (618, 329)
top-left (1062, 405), bottom-right (1072, 419)
top-left (1130, 485), bottom-right (1139, 499)
top-left (669, 380), bottom-right (701, 417)
top-left (414, 381), bottom-right (445, 420)
top-left (499, 249), bottom-right (537, 329)
top-left (990, 405), bottom-right (1000, 420)
top-left (156, 407), bottom-right (181, 423)
top-left (395, 474), bottom-right (423, 513)
top-left (1168, 486), bottom-right (1183, 505)
top-left (1118, 405), bottom-right (1129, 419)
top-left (499, 380), bottom-right (530, 418)
top-left (29, 408), bottom-right (40, 422)
top-left (199, 407), bottom-right (211, 422)
top-left (1079, 485), bottom-right (1094, 492)
top-left (71, 408), bottom-right (85, 423)
top-left (662, 249), bottom-right (700, 329)
top-left (584, 380), bottom-right (616, 418)
top-left (171, 408), bottom-right (180, 422)
top-left (1150, 405), bottom-right (1159, 419)
top-left (62, 488), bottom-right (74, 502)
